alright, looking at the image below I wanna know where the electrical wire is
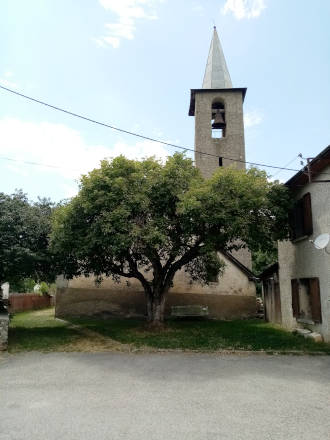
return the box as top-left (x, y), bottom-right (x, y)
top-left (0, 155), bottom-right (81, 172)
top-left (271, 155), bottom-right (299, 178)
top-left (1, 84), bottom-right (329, 176)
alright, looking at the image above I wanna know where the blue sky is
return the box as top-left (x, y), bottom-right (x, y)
top-left (1, 0), bottom-right (329, 201)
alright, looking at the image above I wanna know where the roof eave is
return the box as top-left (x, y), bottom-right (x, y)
top-left (189, 88), bottom-right (247, 116)
top-left (221, 250), bottom-right (257, 281)
top-left (285, 145), bottom-right (330, 190)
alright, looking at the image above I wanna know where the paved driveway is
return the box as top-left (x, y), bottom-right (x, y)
top-left (0, 352), bottom-right (329, 440)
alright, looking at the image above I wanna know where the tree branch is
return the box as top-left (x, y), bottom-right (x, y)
top-left (162, 240), bottom-right (203, 293)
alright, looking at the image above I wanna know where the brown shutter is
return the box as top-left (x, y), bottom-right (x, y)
top-left (309, 278), bottom-right (322, 323)
top-left (302, 192), bottom-right (313, 236)
top-left (291, 279), bottom-right (300, 318)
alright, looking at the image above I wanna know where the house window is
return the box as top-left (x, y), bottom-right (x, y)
top-left (219, 157), bottom-right (223, 167)
top-left (289, 192), bottom-right (313, 240)
top-left (291, 278), bottom-right (322, 323)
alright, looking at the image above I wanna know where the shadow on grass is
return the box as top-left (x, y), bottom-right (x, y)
top-left (8, 308), bottom-right (330, 354)
top-left (67, 317), bottom-right (330, 354)
top-left (8, 326), bottom-right (81, 352)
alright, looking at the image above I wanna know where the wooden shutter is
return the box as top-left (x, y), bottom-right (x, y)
top-left (302, 192), bottom-right (313, 236)
top-left (309, 278), bottom-right (322, 323)
top-left (291, 279), bottom-right (300, 318)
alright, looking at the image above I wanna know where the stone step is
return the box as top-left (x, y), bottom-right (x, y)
top-left (294, 328), bottom-right (311, 336)
top-left (304, 332), bottom-right (323, 343)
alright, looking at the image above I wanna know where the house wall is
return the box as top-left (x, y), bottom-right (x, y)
top-left (55, 252), bottom-right (256, 319)
top-left (278, 164), bottom-right (330, 341)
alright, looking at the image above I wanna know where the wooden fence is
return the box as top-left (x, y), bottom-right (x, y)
top-left (9, 294), bottom-right (54, 313)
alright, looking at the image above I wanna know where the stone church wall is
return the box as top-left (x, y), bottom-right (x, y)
top-left (55, 254), bottom-right (256, 319)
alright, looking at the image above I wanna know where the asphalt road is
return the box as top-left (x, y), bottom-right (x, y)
top-left (0, 352), bottom-right (329, 440)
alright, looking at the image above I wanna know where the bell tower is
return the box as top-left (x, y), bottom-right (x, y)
top-left (189, 27), bottom-right (247, 179)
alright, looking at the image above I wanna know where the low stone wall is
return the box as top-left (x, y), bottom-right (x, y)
top-left (56, 288), bottom-right (256, 320)
top-left (0, 314), bottom-right (9, 351)
top-left (9, 293), bottom-right (53, 313)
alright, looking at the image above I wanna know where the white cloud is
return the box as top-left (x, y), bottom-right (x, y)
top-left (244, 110), bottom-right (263, 128)
top-left (222, 0), bottom-right (266, 20)
top-left (192, 3), bottom-right (204, 15)
top-left (0, 118), bottom-right (171, 186)
top-left (95, 0), bottom-right (160, 48)
top-left (0, 70), bottom-right (18, 89)
top-left (0, 77), bottom-right (18, 89)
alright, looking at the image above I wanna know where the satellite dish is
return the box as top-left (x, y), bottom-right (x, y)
top-left (313, 233), bottom-right (330, 250)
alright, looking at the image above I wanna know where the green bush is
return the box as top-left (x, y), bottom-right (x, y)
top-left (39, 282), bottom-right (50, 295)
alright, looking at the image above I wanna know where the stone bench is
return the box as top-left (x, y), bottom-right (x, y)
top-left (171, 305), bottom-right (209, 318)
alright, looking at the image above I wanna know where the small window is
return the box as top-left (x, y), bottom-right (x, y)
top-left (219, 157), bottom-right (223, 167)
top-left (289, 193), bottom-right (313, 240)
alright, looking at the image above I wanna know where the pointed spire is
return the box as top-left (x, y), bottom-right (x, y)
top-left (202, 27), bottom-right (232, 89)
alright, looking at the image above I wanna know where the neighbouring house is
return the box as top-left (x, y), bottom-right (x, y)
top-left (56, 28), bottom-right (257, 320)
top-left (261, 145), bottom-right (330, 342)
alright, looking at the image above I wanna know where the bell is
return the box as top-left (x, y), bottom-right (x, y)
top-left (212, 109), bottom-right (226, 129)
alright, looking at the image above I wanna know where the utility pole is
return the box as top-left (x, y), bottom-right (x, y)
top-left (298, 153), bottom-right (330, 183)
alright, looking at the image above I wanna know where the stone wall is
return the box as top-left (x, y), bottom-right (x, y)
top-left (56, 251), bottom-right (256, 320)
top-left (194, 89), bottom-right (246, 179)
top-left (193, 89), bottom-right (251, 269)
top-left (65, 252), bottom-right (255, 297)
top-left (56, 288), bottom-right (256, 320)
top-left (0, 314), bottom-right (9, 351)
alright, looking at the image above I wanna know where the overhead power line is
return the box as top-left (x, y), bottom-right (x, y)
top-left (271, 155), bottom-right (299, 178)
top-left (0, 84), bottom-right (329, 177)
top-left (0, 155), bottom-right (80, 172)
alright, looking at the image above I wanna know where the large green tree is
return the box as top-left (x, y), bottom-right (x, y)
top-left (51, 154), bottom-right (290, 325)
top-left (0, 190), bottom-right (57, 290)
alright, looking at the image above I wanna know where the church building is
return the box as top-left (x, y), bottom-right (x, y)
top-left (55, 28), bottom-right (257, 320)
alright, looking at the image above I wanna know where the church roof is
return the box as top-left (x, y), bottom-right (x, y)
top-left (202, 27), bottom-right (232, 89)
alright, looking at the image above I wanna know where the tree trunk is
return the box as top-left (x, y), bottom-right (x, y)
top-left (146, 292), bottom-right (166, 328)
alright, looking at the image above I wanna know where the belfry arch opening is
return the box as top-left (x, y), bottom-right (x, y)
top-left (211, 99), bottom-right (226, 139)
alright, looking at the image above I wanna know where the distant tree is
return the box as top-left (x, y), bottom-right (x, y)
top-left (10, 277), bottom-right (36, 293)
top-left (39, 281), bottom-right (50, 295)
top-left (252, 244), bottom-right (278, 276)
top-left (0, 190), bottom-right (57, 291)
top-left (51, 154), bottom-right (291, 326)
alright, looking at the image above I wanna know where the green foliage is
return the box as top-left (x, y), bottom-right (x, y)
top-left (51, 153), bottom-right (291, 321)
top-left (0, 190), bottom-right (58, 286)
top-left (252, 244), bottom-right (278, 275)
top-left (185, 252), bottom-right (225, 283)
top-left (39, 281), bottom-right (50, 295)
top-left (10, 278), bottom-right (36, 293)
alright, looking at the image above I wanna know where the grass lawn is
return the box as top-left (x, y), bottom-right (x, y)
top-left (8, 309), bottom-right (82, 352)
top-left (8, 308), bottom-right (330, 354)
